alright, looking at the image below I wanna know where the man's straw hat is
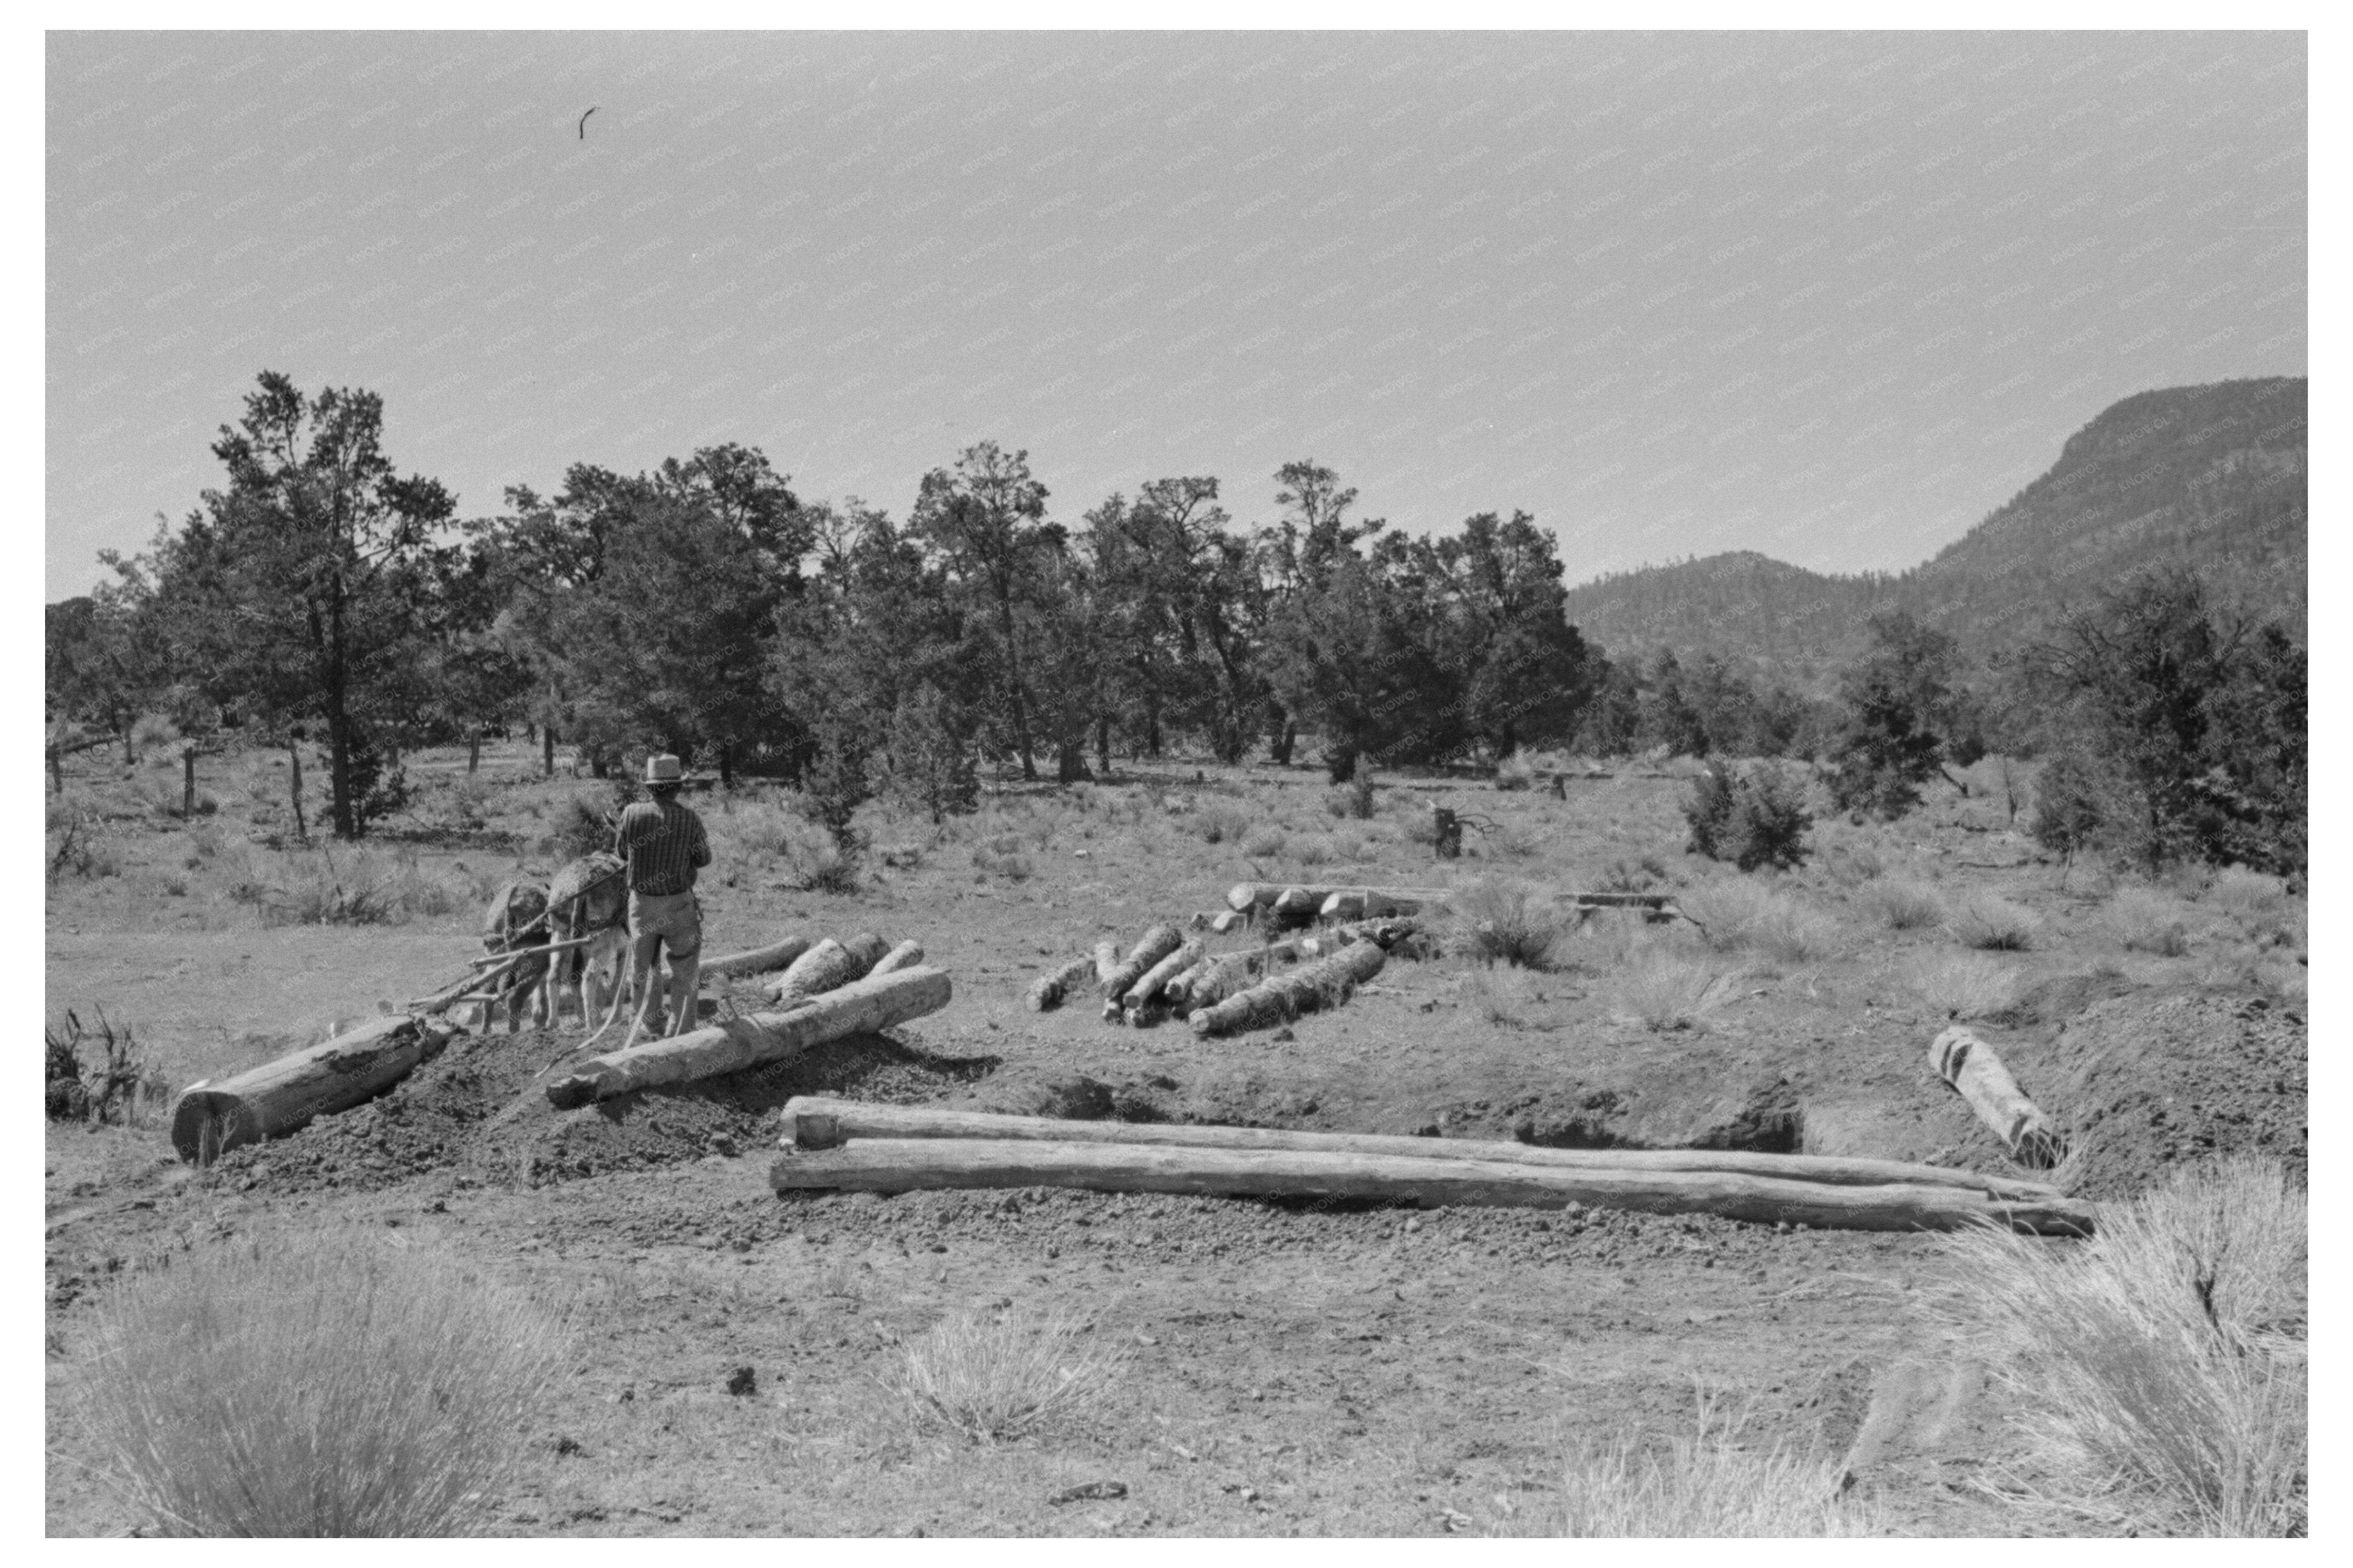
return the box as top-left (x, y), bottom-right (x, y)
top-left (643, 753), bottom-right (684, 786)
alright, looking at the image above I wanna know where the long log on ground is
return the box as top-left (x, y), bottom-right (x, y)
top-left (1092, 941), bottom-right (1120, 984)
top-left (766, 931), bottom-right (891, 1003)
top-left (1930, 1026), bottom-right (2067, 1169)
top-left (1192, 939), bottom-right (1385, 1037)
top-left (869, 940), bottom-right (925, 978)
top-left (547, 966), bottom-right (952, 1109)
top-left (1319, 891), bottom-right (1424, 922)
top-left (777, 1096), bottom-right (2065, 1201)
top-left (1102, 925), bottom-right (1183, 1000)
top-left (1026, 954), bottom-right (1099, 1012)
top-left (1228, 881), bottom-right (1451, 913)
top-left (702, 935), bottom-right (813, 980)
top-left (169, 1015), bottom-right (456, 1164)
top-left (1122, 939), bottom-right (1204, 1012)
top-left (1555, 891), bottom-right (1676, 908)
top-left (770, 1137), bottom-right (2095, 1234)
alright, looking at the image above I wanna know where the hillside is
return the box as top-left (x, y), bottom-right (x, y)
top-left (1562, 377), bottom-right (2307, 688)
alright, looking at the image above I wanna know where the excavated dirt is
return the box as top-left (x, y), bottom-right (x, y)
top-left (2019, 990), bottom-right (2307, 1200)
top-left (203, 1019), bottom-right (1000, 1199)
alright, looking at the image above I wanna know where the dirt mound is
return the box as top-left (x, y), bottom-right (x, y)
top-left (2029, 991), bottom-right (2306, 1199)
top-left (208, 1023), bottom-right (999, 1197)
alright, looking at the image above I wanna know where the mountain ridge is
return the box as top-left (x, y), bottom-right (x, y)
top-left (1560, 376), bottom-right (2307, 693)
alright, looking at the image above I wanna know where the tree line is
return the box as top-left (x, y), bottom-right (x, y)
top-left (48, 372), bottom-right (2302, 878)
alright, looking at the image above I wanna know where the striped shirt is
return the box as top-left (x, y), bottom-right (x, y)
top-left (614, 796), bottom-right (710, 895)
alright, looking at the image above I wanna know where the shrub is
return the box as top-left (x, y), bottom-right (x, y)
top-left (1598, 856), bottom-right (1664, 894)
top-left (2100, 885), bottom-right (2194, 956)
top-left (548, 792), bottom-right (617, 862)
top-left (1861, 878), bottom-right (1946, 931)
top-left (1456, 878), bottom-right (1563, 970)
top-left (1933, 1157), bottom-right (2306, 1536)
top-left (1946, 894), bottom-right (2043, 951)
top-left (2203, 864), bottom-right (2291, 922)
top-left (1906, 951), bottom-right (2022, 1022)
top-left (1289, 834), bottom-right (1336, 868)
top-left (1347, 770), bottom-right (1377, 819)
top-left (969, 846), bottom-right (1032, 884)
top-left (881, 1306), bottom-right (1123, 1444)
top-left (46, 794), bottom-right (116, 881)
top-left (1608, 949), bottom-right (1725, 1032)
top-left (1683, 763), bottom-right (1813, 872)
top-left (73, 1230), bottom-right (569, 1536)
top-left (1463, 967), bottom-right (1528, 1028)
top-left (1494, 752), bottom-right (1536, 791)
top-left (1551, 1390), bottom-right (1878, 1537)
top-left (885, 683), bottom-right (980, 825)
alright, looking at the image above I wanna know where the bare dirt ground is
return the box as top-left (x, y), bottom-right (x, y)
top-left (43, 741), bottom-right (2307, 1536)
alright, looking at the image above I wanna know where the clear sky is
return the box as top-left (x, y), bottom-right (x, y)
top-left (45, 29), bottom-right (2305, 602)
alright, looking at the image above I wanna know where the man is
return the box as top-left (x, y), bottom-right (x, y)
top-left (614, 753), bottom-right (711, 1041)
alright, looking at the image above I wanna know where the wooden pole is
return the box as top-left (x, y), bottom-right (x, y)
top-left (1226, 881), bottom-right (1452, 914)
top-left (1191, 938), bottom-right (1386, 1037)
top-left (169, 1015), bottom-right (456, 1163)
top-left (770, 1137), bottom-right (2095, 1235)
top-left (702, 934), bottom-right (813, 980)
top-left (779, 1096), bottom-right (2066, 1201)
top-left (1930, 1026), bottom-right (2067, 1169)
top-left (1026, 953), bottom-right (1099, 1012)
top-left (547, 966), bottom-right (952, 1109)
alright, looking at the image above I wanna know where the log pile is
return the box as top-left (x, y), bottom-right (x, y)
top-left (1021, 911), bottom-right (1423, 1031)
top-left (770, 1100), bottom-right (2094, 1234)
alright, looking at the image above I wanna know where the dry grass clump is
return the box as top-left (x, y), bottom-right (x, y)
top-left (2201, 864), bottom-right (2290, 921)
top-left (1861, 878), bottom-right (1946, 931)
top-left (46, 792), bottom-right (119, 881)
top-left (1608, 947), bottom-right (1727, 1032)
top-left (1241, 823), bottom-right (1287, 859)
top-left (74, 1230), bottom-right (569, 1537)
top-left (1550, 1391), bottom-right (1878, 1537)
top-left (881, 1307), bottom-right (1124, 1445)
top-left (1288, 833), bottom-right (1337, 867)
top-left (1195, 800), bottom-right (1253, 844)
top-left (1462, 967), bottom-right (1529, 1028)
top-left (1455, 878), bottom-right (1564, 970)
top-left (2099, 885), bottom-right (2195, 956)
top-left (1906, 951), bottom-right (2023, 1022)
top-left (1946, 894), bottom-right (2043, 952)
top-left (1679, 878), bottom-right (1841, 964)
top-left (1934, 1157), bottom-right (2306, 1536)
top-left (230, 845), bottom-right (465, 926)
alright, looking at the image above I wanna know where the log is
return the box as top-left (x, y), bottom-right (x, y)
top-left (1123, 939), bottom-right (1204, 1011)
top-left (777, 1097), bottom-right (2069, 1200)
top-left (702, 934), bottom-right (813, 980)
top-left (1025, 953), bottom-right (1099, 1012)
top-left (770, 1137), bottom-right (2096, 1234)
top-left (1191, 939), bottom-right (1385, 1036)
top-left (169, 1015), bottom-right (455, 1164)
top-left (869, 939), bottom-right (925, 977)
top-left (1209, 911), bottom-right (1248, 935)
top-left (1930, 1027), bottom-right (2067, 1169)
top-left (1271, 886), bottom-right (1323, 921)
top-left (766, 931), bottom-right (891, 1004)
top-left (1101, 925), bottom-right (1183, 1000)
top-left (1092, 941), bottom-right (1120, 984)
top-left (465, 933), bottom-right (596, 968)
top-left (548, 966), bottom-right (952, 1109)
top-left (1558, 891), bottom-right (1675, 908)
